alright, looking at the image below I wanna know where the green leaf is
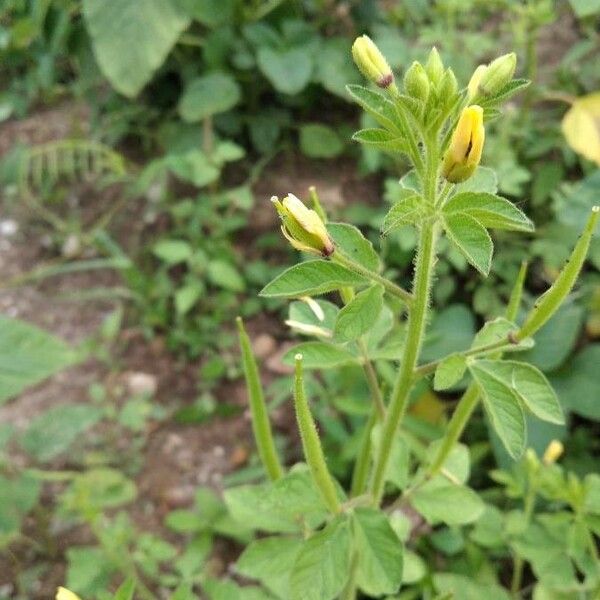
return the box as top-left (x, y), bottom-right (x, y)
top-left (290, 516), bottom-right (351, 600)
top-left (443, 192), bottom-right (534, 232)
top-left (469, 362), bottom-right (526, 458)
top-left (112, 578), bottom-right (135, 600)
top-left (352, 129), bottom-right (407, 154)
top-left (346, 85), bottom-right (401, 134)
top-left (259, 261), bottom-right (367, 298)
top-left (165, 150), bottom-right (221, 187)
top-left (0, 316), bottom-right (78, 405)
top-left (20, 404), bottom-right (103, 461)
top-left (66, 546), bottom-right (115, 596)
top-left (453, 166), bottom-right (498, 194)
top-left (282, 342), bottom-right (358, 369)
top-left (63, 469), bottom-right (137, 511)
top-left (352, 508), bottom-right (403, 596)
top-left (411, 477), bottom-right (484, 525)
top-left (434, 354), bottom-right (467, 391)
top-left (426, 442), bottom-right (471, 484)
top-left (382, 194), bottom-right (422, 234)
top-left (421, 304), bottom-right (476, 362)
top-left (237, 536), bottom-right (303, 599)
top-left (434, 573), bottom-right (511, 600)
top-left (152, 239), bottom-right (193, 265)
top-left (474, 360), bottom-right (564, 425)
top-left (204, 578), bottom-right (275, 600)
top-left (0, 473), bottom-right (41, 544)
top-left (328, 223), bottom-right (380, 271)
top-left (207, 260), bottom-right (245, 292)
top-left (257, 46), bottom-right (312, 95)
top-left (175, 283), bottom-right (203, 316)
top-left (178, 72), bottom-right (241, 122)
top-left (300, 124), bottom-right (344, 158)
top-left (334, 285), bottom-right (384, 342)
top-left (180, 0), bottom-right (236, 26)
top-left (315, 37), bottom-right (362, 98)
top-left (443, 212), bottom-right (493, 276)
top-left (551, 345), bottom-right (600, 419)
top-left (83, 0), bottom-right (190, 97)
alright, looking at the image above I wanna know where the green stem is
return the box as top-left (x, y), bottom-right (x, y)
top-left (370, 219), bottom-right (438, 504)
top-left (414, 336), bottom-right (516, 379)
top-left (358, 339), bottom-right (386, 421)
top-left (351, 408), bottom-right (378, 498)
top-left (511, 475), bottom-right (537, 596)
top-left (426, 384), bottom-right (480, 478)
top-left (333, 251), bottom-right (413, 305)
top-left (294, 355), bottom-right (341, 514)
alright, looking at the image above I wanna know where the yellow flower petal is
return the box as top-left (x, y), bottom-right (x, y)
top-left (562, 92), bottom-right (600, 166)
top-left (56, 587), bottom-right (82, 600)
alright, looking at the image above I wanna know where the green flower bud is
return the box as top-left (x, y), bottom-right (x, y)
top-left (437, 68), bottom-right (458, 104)
top-left (478, 53), bottom-right (517, 97)
top-left (425, 47), bottom-right (444, 87)
top-left (403, 61), bottom-right (430, 101)
top-left (351, 35), bottom-right (394, 89)
top-left (467, 64), bottom-right (487, 101)
top-left (272, 193), bottom-right (334, 256)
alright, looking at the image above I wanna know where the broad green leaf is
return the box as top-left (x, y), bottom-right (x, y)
top-left (346, 85), bottom-right (401, 134)
top-left (20, 404), bottom-right (103, 461)
top-left (237, 537), bottom-right (303, 599)
top-left (257, 46), bottom-right (312, 95)
top-left (382, 194), bottom-right (422, 234)
top-left (584, 473), bottom-right (600, 515)
top-left (203, 579), bottom-right (274, 600)
top-left (474, 360), bottom-right (564, 425)
top-left (443, 212), bottom-right (493, 276)
top-left (443, 192), bottom-right (533, 232)
top-left (0, 473), bottom-right (41, 544)
top-left (288, 300), bottom-right (339, 335)
top-left (224, 469), bottom-right (328, 534)
top-left (282, 342), bottom-right (358, 369)
top-left (352, 129), bottom-right (407, 154)
top-left (411, 477), bottom-right (484, 525)
top-left (165, 150), bottom-right (220, 187)
top-left (178, 72), bottom-right (241, 122)
top-left (207, 260), bottom-right (245, 292)
top-left (152, 240), bottom-right (193, 265)
top-left (0, 316), bottom-right (78, 405)
top-left (290, 516), bottom-right (351, 600)
top-left (259, 261), bottom-right (367, 298)
top-left (334, 285), bottom-right (384, 341)
top-left (434, 354), bottom-right (467, 391)
top-left (434, 573), bottom-right (511, 600)
top-left (66, 546), bottom-right (115, 596)
top-left (300, 124), bottom-right (344, 158)
top-left (352, 508), bottom-right (403, 596)
top-left (112, 578), bottom-right (135, 600)
top-left (469, 362), bottom-right (526, 458)
top-left (62, 469), bottom-right (137, 511)
top-left (175, 283), bottom-right (203, 316)
top-left (426, 442), bottom-right (470, 484)
top-left (180, 0), bottom-right (236, 26)
top-left (471, 318), bottom-right (533, 354)
top-left (453, 166), bottom-right (498, 194)
top-left (83, 0), bottom-right (190, 97)
top-left (402, 551), bottom-right (426, 585)
top-left (315, 37), bottom-right (362, 98)
top-left (421, 304), bottom-right (476, 362)
top-left (328, 223), bottom-right (380, 271)
top-left (568, 0), bottom-right (600, 17)
top-left (551, 345), bottom-right (600, 419)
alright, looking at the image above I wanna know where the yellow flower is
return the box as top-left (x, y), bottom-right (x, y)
top-left (56, 588), bottom-right (82, 600)
top-left (351, 35), bottom-right (394, 89)
top-left (442, 105), bottom-right (485, 183)
top-left (542, 439), bottom-right (564, 465)
top-left (561, 92), bottom-right (600, 166)
top-left (272, 193), bottom-right (334, 256)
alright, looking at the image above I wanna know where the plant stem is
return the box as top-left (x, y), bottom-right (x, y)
top-left (333, 251), bottom-right (413, 305)
top-left (351, 408), bottom-right (377, 498)
top-left (511, 475), bottom-right (537, 596)
top-left (358, 340), bottom-right (386, 421)
top-left (426, 384), bottom-right (480, 478)
top-left (370, 219), bottom-right (438, 504)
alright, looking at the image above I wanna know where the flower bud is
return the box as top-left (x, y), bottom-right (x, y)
top-left (425, 47), bottom-right (444, 87)
top-left (442, 105), bottom-right (485, 183)
top-left (56, 589), bottom-right (82, 600)
top-left (403, 61), bottom-right (430, 102)
top-left (437, 68), bottom-right (458, 104)
top-left (352, 35), bottom-right (394, 89)
top-left (467, 64), bottom-right (487, 100)
top-left (478, 53), bottom-right (516, 97)
top-left (272, 193), bottom-right (334, 256)
top-left (543, 439), bottom-right (564, 465)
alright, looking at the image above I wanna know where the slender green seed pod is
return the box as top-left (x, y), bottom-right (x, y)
top-left (293, 354), bottom-right (341, 514)
top-left (517, 207), bottom-right (599, 341)
top-left (237, 317), bottom-right (284, 481)
top-left (505, 261), bottom-right (528, 323)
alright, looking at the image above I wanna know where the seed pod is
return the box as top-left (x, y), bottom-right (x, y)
top-left (351, 35), bottom-right (394, 89)
top-left (442, 105), bottom-right (485, 183)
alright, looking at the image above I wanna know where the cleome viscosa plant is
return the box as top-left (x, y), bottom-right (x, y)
top-left (233, 39), bottom-right (599, 599)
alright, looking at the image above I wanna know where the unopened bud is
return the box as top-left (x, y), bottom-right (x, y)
top-left (425, 47), bottom-right (444, 87)
top-left (56, 589), bottom-right (82, 600)
top-left (543, 440), bottom-right (564, 465)
top-left (403, 61), bottom-right (430, 102)
top-left (478, 53), bottom-right (516, 97)
top-left (525, 448), bottom-right (540, 474)
top-left (442, 105), bottom-right (485, 183)
top-left (272, 193), bottom-right (334, 256)
top-left (437, 68), bottom-right (458, 103)
top-left (467, 64), bottom-right (487, 100)
top-left (352, 35), bottom-right (394, 89)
